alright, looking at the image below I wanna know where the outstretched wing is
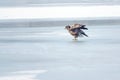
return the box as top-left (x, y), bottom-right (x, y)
top-left (72, 25), bottom-right (88, 30)
top-left (79, 25), bottom-right (88, 30)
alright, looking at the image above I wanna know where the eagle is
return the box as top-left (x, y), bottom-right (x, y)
top-left (65, 23), bottom-right (88, 40)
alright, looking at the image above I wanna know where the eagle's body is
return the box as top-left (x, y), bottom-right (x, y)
top-left (65, 24), bottom-right (88, 40)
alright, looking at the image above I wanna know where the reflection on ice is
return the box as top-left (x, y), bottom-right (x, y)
top-left (0, 70), bottom-right (47, 80)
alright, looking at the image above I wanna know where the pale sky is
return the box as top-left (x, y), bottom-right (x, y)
top-left (0, 5), bottom-right (120, 19)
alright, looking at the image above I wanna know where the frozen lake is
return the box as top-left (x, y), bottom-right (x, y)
top-left (0, 25), bottom-right (120, 80)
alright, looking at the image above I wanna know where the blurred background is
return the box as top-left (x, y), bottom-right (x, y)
top-left (0, 0), bottom-right (120, 80)
top-left (0, 0), bottom-right (120, 7)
